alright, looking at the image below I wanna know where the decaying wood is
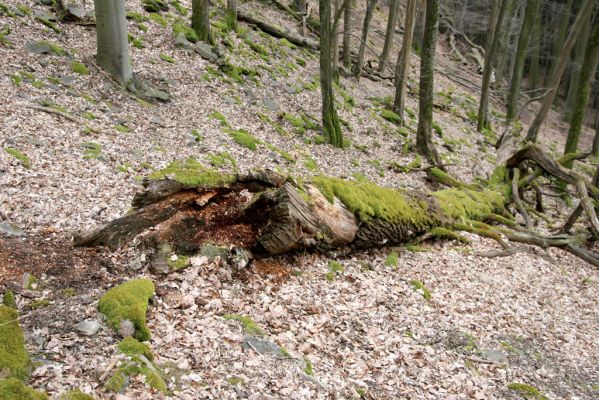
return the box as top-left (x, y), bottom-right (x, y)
top-left (237, 11), bottom-right (319, 49)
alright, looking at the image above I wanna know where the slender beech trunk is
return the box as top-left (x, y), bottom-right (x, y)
top-left (416, 0), bottom-right (442, 167)
top-left (378, 0), bottom-right (400, 72)
top-left (526, 0), bottom-right (596, 142)
top-left (342, 0), bottom-right (352, 70)
top-left (93, 0), bottom-right (133, 85)
top-left (413, 0), bottom-right (425, 53)
top-left (192, 0), bottom-right (212, 44)
top-left (495, 0), bottom-right (518, 87)
top-left (547, 0), bottom-right (573, 87)
top-left (354, 0), bottom-right (378, 80)
top-left (593, 108), bottom-right (599, 156)
top-left (332, 0), bottom-right (340, 78)
top-left (505, 0), bottom-right (538, 123)
top-left (477, 0), bottom-right (509, 132)
top-left (393, 0), bottom-right (417, 124)
top-left (564, 15), bottom-right (591, 118)
top-left (320, 0), bottom-right (343, 147)
top-left (528, 3), bottom-right (542, 91)
top-left (563, 21), bottom-right (599, 167)
top-left (226, 0), bottom-right (238, 31)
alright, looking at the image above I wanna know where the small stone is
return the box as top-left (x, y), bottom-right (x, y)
top-left (242, 336), bottom-right (286, 356)
top-left (0, 223), bottom-right (26, 237)
top-left (194, 42), bottom-right (218, 61)
top-left (263, 98), bottom-right (279, 112)
top-left (119, 319), bottom-right (135, 338)
top-left (26, 41), bottom-right (53, 55)
top-left (128, 258), bottom-right (143, 271)
top-left (74, 319), bottom-right (101, 336)
top-left (175, 32), bottom-right (190, 48)
top-left (480, 349), bottom-right (507, 364)
top-left (34, 10), bottom-right (57, 21)
top-left (63, 4), bottom-right (86, 21)
top-left (58, 76), bottom-right (77, 86)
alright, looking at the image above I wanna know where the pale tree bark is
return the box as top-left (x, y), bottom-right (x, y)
top-left (320, 0), bottom-right (343, 147)
top-left (494, 0), bottom-right (518, 87)
top-left (593, 107), bottom-right (599, 156)
top-left (226, 0), bottom-right (238, 31)
top-left (564, 15), bottom-right (591, 118)
top-left (505, 0), bottom-right (538, 122)
top-left (378, 0), bottom-right (400, 72)
top-left (393, 0), bottom-right (417, 124)
top-left (332, 0), bottom-right (340, 77)
top-left (413, 0), bottom-right (425, 53)
top-left (192, 0), bottom-right (212, 44)
top-left (526, 0), bottom-right (596, 142)
top-left (563, 20), bottom-right (599, 167)
top-left (354, 0), bottom-right (378, 80)
top-left (342, 0), bottom-right (352, 70)
top-left (93, 0), bottom-right (133, 85)
top-left (477, 0), bottom-right (509, 132)
top-left (547, 0), bottom-right (574, 87)
top-left (528, 2), bottom-right (542, 91)
top-left (416, 0), bottom-right (442, 167)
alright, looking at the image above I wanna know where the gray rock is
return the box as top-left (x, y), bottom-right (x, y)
top-left (25, 136), bottom-right (43, 147)
top-left (64, 4), bottom-right (86, 20)
top-left (58, 76), bottom-right (77, 86)
top-left (242, 336), bottom-right (287, 356)
top-left (263, 98), bottom-right (279, 112)
top-left (13, 7), bottom-right (26, 17)
top-left (34, 10), bottom-right (57, 21)
top-left (175, 32), bottom-right (190, 48)
top-left (0, 223), bottom-right (25, 237)
top-left (26, 41), bottom-right (53, 55)
top-left (194, 42), bottom-right (218, 61)
top-left (480, 349), bottom-right (508, 363)
top-left (284, 85), bottom-right (296, 95)
top-left (245, 89), bottom-right (258, 105)
top-left (119, 319), bottom-right (135, 338)
top-left (142, 86), bottom-right (170, 102)
top-left (74, 319), bottom-right (101, 336)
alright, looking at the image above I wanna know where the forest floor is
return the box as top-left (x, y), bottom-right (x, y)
top-left (1, 1), bottom-right (598, 399)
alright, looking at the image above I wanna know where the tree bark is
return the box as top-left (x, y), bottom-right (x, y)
top-left (564, 14), bottom-right (591, 119)
top-left (93, 0), bottom-right (133, 85)
top-left (378, 0), bottom-right (400, 72)
top-left (593, 107), bottom-right (599, 156)
top-left (547, 0), bottom-right (573, 87)
top-left (563, 20), bottom-right (599, 167)
top-left (494, 0), bottom-right (517, 88)
top-left (416, 0), bottom-right (442, 167)
top-left (293, 0), bottom-right (306, 12)
top-left (477, 0), bottom-right (508, 132)
top-left (342, 0), bottom-right (352, 70)
top-left (505, 0), bottom-right (538, 122)
top-left (237, 11), bottom-right (319, 49)
top-left (393, 0), bottom-right (417, 124)
top-left (332, 0), bottom-right (340, 78)
top-left (354, 0), bottom-right (378, 80)
top-left (528, 2), bottom-right (542, 91)
top-left (525, 0), bottom-right (596, 142)
top-left (192, 0), bottom-right (212, 44)
top-left (320, 0), bottom-right (343, 147)
top-left (226, 0), bottom-right (238, 31)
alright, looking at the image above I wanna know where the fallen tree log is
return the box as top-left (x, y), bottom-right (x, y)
top-left (75, 156), bottom-right (599, 268)
top-left (237, 10), bottom-right (319, 50)
top-left (75, 161), bottom-right (505, 257)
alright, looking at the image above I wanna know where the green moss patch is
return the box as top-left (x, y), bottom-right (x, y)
top-left (506, 383), bottom-right (548, 400)
top-left (325, 260), bottom-right (344, 281)
top-left (117, 337), bottom-right (154, 361)
top-left (427, 227), bottom-right (471, 244)
top-left (57, 390), bottom-right (95, 400)
top-left (172, 21), bottom-right (198, 42)
top-left (432, 188), bottom-right (504, 221)
top-left (148, 158), bottom-right (236, 187)
top-left (380, 109), bottom-right (402, 125)
top-left (385, 252), bottom-right (399, 267)
top-left (0, 379), bottom-right (47, 400)
top-left (208, 111), bottom-right (229, 127)
top-left (159, 53), bottom-right (176, 63)
top-left (409, 280), bottom-right (432, 300)
top-left (223, 314), bottom-right (264, 336)
top-left (97, 279), bottom-right (155, 341)
top-left (70, 61), bottom-right (89, 75)
top-left (4, 148), bottom-right (31, 169)
top-left (2, 291), bottom-right (16, 309)
top-left (224, 128), bottom-right (261, 150)
top-left (0, 306), bottom-right (31, 381)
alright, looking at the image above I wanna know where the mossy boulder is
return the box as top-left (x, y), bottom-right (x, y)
top-left (0, 379), bottom-right (47, 400)
top-left (97, 279), bottom-right (155, 341)
top-left (148, 158), bottom-right (236, 188)
top-left (57, 390), bottom-right (95, 400)
top-left (0, 305), bottom-right (32, 381)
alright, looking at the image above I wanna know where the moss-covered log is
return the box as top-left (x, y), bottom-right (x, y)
top-left (75, 162), bottom-right (506, 256)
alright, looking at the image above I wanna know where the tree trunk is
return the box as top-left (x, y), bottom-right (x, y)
top-left (416, 0), bottom-right (442, 167)
top-left (525, 0), bottom-right (595, 142)
top-left (593, 108), bottom-right (599, 156)
top-left (293, 0), bottom-right (306, 12)
top-left (93, 0), bottom-right (133, 85)
top-left (226, 0), bottom-right (238, 31)
top-left (528, 3), bottom-right (542, 91)
top-left (354, 0), bottom-right (377, 80)
top-left (477, 0), bottom-right (508, 132)
top-left (505, 0), bottom-right (538, 122)
top-left (332, 0), bottom-right (340, 78)
top-left (547, 0), bottom-right (573, 87)
top-left (378, 0), bottom-right (400, 72)
top-left (413, 0), bottom-right (425, 53)
top-left (564, 15), bottom-right (591, 119)
top-left (320, 0), bottom-right (343, 147)
top-left (393, 0), bottom-right (417, 124)
top-left (192, 0), bottom-right (212, 44)
top-left (563, 20), bottom-right (599, 167)
top-left (494, 0), bottom-right (517, 88)
top-left (342, 0), bottom-right (352, 71)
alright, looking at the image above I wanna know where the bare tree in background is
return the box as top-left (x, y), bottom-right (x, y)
top-left (354, 0), bottom-right (378, 80)
top-left (379, 0), bottom-right (400, 72)
top-left (393, 0), bottom-right (417, 124)
top-left (342, 0), bottom-right (353, 71)
top-left (192, 0), bottom-right (212, 44)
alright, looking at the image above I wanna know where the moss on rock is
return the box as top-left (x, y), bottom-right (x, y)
top-left (0, 379), bottom-right (47, 400)
top-left (223, 314), bottom-right (264, 336)
top-left (117, 337), bottom-right (154, 361)
top-left (0, 305), bottom-right (31, 381)
top-left (97, 279), bottom-right (155, 341)
top-left (57, 390), bottom-right (95, 400)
